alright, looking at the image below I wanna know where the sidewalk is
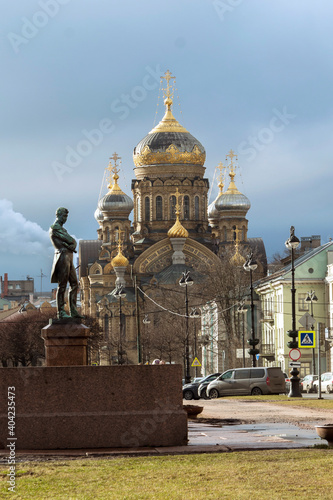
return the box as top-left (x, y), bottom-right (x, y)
top-left (0, 414), bottom-right (327, 462)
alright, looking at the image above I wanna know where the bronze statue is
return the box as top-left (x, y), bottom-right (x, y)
top-left (50, 207), bottom-right (83, 319)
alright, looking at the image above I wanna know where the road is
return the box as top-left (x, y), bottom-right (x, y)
top-left (184, 396), bottom-right (333, 428)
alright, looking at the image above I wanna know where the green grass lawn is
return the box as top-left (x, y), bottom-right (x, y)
top-left (223, 394), bottom-right (333, 410)
top-left (1, 450), bottom-right (333, 500)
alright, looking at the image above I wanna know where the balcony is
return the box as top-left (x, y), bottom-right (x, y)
top-left (260, 343), bottom-right (275, 361)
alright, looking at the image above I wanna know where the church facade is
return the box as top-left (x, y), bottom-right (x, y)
top-left (79, 71), bottom-right (266, 367)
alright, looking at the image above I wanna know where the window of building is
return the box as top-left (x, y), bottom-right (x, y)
top-left (145, 196), bottom-right (150, 221)
top-left (183, 195), bottom-right (190, 220)
top-left (104, 315), bottom-right (109, 340)
top-left (156, 196), bottom-right (163, 220)
top-left (136, 197), bottom-right (141, 221)
top-left (195, 196), bottom-right (199, 220)
top-left (299, 293), bottom-right (310, 311)
top-left (170, 195), bottom-right (176, 220)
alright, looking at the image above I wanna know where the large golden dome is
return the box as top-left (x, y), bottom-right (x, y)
top-left (133, 71), bottom-right (205, 168)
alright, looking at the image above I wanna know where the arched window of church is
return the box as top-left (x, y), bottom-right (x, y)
top-left (106, 227), bottom-right (110, 242)
top-left (136, 196), bottom-right (141, 221)
top-left (170, 195), bottom-right (176, 220)
top-left (156, 196), bottom-right (163, 220)
top-left (145, 197), bottom-right (150, 221)
top-left (121, 313), bottom-right (126, 339)
top-left (115, 226), bottom-right (119, 242)
top-left (232, 225), bottom-right (236, 241)
top-left (104, 314), bottom-right (109, 340)
top-left (183, 196), bottom-right (190, 220)
top-left (195, 196), bottom-right (199, 220)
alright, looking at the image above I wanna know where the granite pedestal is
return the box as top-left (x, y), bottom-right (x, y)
top-left (0, 365), bottom-right (187, 450)
top-left (41, 319), bottom-right (91, 366)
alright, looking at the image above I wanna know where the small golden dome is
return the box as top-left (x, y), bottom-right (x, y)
top-left (230, 249), bottom-right (246, 267)
top-left (168, 217), bottom-right (189, 238)
top-left (111, 244), bottom-right (129, 268)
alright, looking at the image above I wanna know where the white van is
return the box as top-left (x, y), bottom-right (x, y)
top-left (206, 367), bottom-right (285, 398)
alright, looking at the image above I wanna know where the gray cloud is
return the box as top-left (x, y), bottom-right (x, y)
top-left (0, 199), bottom-right (52, 256)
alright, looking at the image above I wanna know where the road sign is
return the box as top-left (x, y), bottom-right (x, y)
top-left (256, 354), bottom-right (260, 360)
top-left (191, 357), bottom-right (201, 367)
top-left (289, 348), bottom-right (301, 361)
top-left (289, 361), bottom-right (301, 367)
top-left (298, 330), bottom-right (315, 348)
top-left (298, 313), bottom-right (315, 328)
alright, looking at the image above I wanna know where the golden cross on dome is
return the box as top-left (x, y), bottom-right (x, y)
top-left (106, 159), bottom-right (113, 191)
top-left (110, 152), bottom-right (121, 174)
top-left (226, 149), bottom-right (238, 180)
top-left (217, 161), bottom-right (225, 193)
top-left (161, 70), bottom-right (175, 100)
top-left (234, 226), bottom-right (241, 244)
top-left (175, 187), bottom-right (183, 215)
top-left (226, 149), bottom-right (237, 162)
top-left (116, 229), bottom-right (125, 242)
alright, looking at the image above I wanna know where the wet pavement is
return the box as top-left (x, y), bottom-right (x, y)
top-left (0, 418), bottom-right (326, 462)
top-left (187, 419), bottom-right (323, 450)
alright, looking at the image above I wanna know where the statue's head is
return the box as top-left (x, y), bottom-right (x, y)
top-left (56, 207), bottom-right (69, 217)
top-left (55, 207), bottom-right (69, 223)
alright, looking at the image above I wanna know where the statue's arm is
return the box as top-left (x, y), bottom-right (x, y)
top-left (50, 226), bottom-right (77, 251)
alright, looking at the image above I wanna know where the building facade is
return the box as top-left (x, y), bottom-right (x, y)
top-left (79, 71), bottom-right (266, 369)
top-left (256, 241), bottom-right (333, 377)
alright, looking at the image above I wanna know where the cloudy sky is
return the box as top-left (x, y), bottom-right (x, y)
top-left (1, 0), bottom-right (333, 290)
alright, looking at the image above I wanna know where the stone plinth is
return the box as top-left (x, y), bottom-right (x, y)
top-left (0, 365), bottom-right (187, 450)
top-left (41, 319), bottom-right (91, 366)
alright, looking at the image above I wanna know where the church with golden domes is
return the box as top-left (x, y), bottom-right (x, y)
top-left (79, 71), bottom-right (267, 366)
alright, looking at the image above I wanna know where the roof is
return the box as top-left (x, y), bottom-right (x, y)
top-left (152, 264), bottom-right (205, 285)
top-left (257, 240), bottom-right (333, 288)
top-left (79, 240), bottom-right (102, 278)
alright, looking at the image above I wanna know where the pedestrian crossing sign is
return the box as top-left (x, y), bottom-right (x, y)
top-left (191, 357), bottom-right (201, 367)
top-left (298, 330), bottom-right (315, 348)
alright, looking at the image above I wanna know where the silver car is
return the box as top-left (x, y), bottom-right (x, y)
top-left (313, 372), bottom-right (333, 393)
top-left (207, 367), bottom-right (285, 398)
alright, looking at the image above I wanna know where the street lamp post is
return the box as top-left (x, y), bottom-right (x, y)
top-left (243, 252), bottom-right (259, 367)
top-left (190, 307), bottom-right (200, 377)
top-left (142, 314), bottom-right (151, 364)
top-left (114, 284), bottom-right (126, 365)
top-left (285, 225), bottom-right (302, 398)
top-left (237, 303), bottom-right (247, 368)
top-left (305, 290), bottom-right (318, 374)
top-left (179, 271), bottom-right (194, 384)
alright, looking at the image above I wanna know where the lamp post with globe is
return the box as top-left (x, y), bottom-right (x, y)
top-left (285, 226), bottom-right (302, 398)
top-left (243, 252), bottom-right (259, 367)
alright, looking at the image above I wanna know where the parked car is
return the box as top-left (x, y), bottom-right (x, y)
top-left (182, 377), bottom-right (204, 400)
top-left (197, 373), bottom-right (222, 399)
top-left (300, 374), bottom-right (318, 393)
top-left (313, 372), bottom-right (333, 393)
top-left (206, 367), bottom-right (285, 398)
